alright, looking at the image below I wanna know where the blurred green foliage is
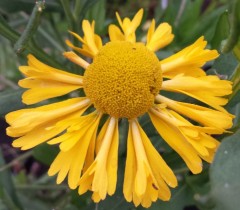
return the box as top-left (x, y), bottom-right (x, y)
top-left (0, 0), bottom-right (240, 210)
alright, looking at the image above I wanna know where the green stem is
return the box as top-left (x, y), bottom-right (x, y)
top-left (14, 1), bottom-right (45, 53)
top-left (38, 27), bottom-right (65, 52)
top-left (173, 167), bottom-right (189, 174)
top-left (0, 75), bottom-right (19, 89)
top-left (78, 0), bottom-right (99, 26)
top-left (74, 0), bottom-right (83, 21)
top-left (229, 63), bottom-right (240, 101)
top-left (49, 13), bottom-right (67, 48)
top-left (174, 0), bottom-right (187, 26)
top-left (16, 184), bottom-right (68, 190)
top-left (0, 15), bottom-right (19, 42)
top-left (60, 0), bottom-right (76, 31)
top-left (0, 15), bottom-right (63, 68)
top-left (0, 151), bottom-right (32, 172)
top-left (221, 0), bottom-right (240, 53)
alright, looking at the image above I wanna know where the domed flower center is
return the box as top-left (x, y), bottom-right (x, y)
top-left (83, 41), bottom-right (162, 119)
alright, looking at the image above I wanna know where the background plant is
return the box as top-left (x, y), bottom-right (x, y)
top-left (0, 0), bottom-right (239, 210)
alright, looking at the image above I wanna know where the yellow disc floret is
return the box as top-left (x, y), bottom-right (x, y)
top-left (83, 41), bottom-right (162, 119)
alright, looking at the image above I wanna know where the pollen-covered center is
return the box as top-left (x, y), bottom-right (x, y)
top-left (83, 41), bottom-right (162, 119)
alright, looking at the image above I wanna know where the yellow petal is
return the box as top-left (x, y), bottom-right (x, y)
top-left (19, 79), bottom-right (81, 105)
top-left (161, 37), bottom-right (219, 78)
top-left (92, 192), bottom-right (101, 202)
top-left (146, 21), bottom-right (174, 52)
top-left (68, 31), bottom-right (85, 43)
top-left (67, 21), bottom-right (102, 58)
top-left (123, 123), bottom-right (136, 202)
top-left (149, 108), bottom-right (203, 174)
top-left (17, 55), bottom-right (83, 104)
top-left (115, 9), bottom-right (143, 42)
top-left (63, 51), bottom-right (89, 69)
top-left (78, 162), bottom-right (96, 195)
top-left (65, 40), bottom-right (93, 58)
top-left (127, 9), bottom-right (143, 35)
top-left (48, 112), bottom-right (101, 189)
top-left (156, 95), bottom-right (233, 131)
top-left (48, 149), bottom-right (73, 183)
top-left (82, 20), bottom-right (99, 55)
top-left (106, 119), bottom-right (119, 195)
top-left (60, 112), bottom-right (102, 151)
top-left (147, 19), bottom-right (155, 44)
top-left (150, 107), bottom-right (221, 168)
top-left (6, 98), bottom-right (90, 137)
top-left (12, 120), bottom-right (66, 150)
top-left (24, 55), bottom-right (83, 85)
top-left (123, 119), bottom-right (176, 207)
top-left (137, 123), bottom-right (177, 188)
top-left (109, 24), bottom-right (125, 42)
top-left (78, 117), bottom-right (119, 201)
top-left (162, 75), bottom-right (232, 112)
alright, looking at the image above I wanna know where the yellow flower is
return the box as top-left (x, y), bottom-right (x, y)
top-left (6, 9), bottom-right (234, 208)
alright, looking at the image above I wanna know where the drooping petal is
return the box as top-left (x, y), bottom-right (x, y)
top-left (146, 20), bottom-right (174, 52)
top-left (169, 109), bottom-right (221, 157)
top-left (25, 55), bottom-right (83, 85)
top-left (78, 117), bottom-right (119, 201)
top-left (48, 112), bottom-right (101, 151)
top-left (149, 108), bottom-right (203, 174)
top-left (11, 119), bottom-right (69, 150)
top-left (156, 95), bottom-right (233, 131)
top-left (160, 37), bottom-right (219, 78)
top-left (19, 79), bottom-right (81, 105)
top-left (123, 119), bottom-right (177, 208)
top-left (162, 75), bottom-right (232, 113)
top-left (149, 107), bottom-right (221, 173)
top-left (6, 98), bottom-right (90, 138)
top-left (18, 55), bottom-right (83, 104)
top-left (48, 111), bottom-right (102, 189)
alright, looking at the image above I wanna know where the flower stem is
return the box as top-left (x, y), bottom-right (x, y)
top-left (0, 151), bottom-right (32, 172)
top-left (16, 184), bottom-right (68, 190)
top-left (0, 13), bottom-right (63, 68)
top-left (74, 0), bottom-right (83, 21)
top-left (221, 0), bottom-right (240, 53)
top-left (14, 1), bottom-right (45, 54)
top-left (60, 0), bottom-right (77, 32)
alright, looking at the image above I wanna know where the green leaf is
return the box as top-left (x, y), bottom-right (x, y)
top-left (228, 63), bottom-right (240, 101)
top-left (17, 193), bottom-right (52, 210)
top-left (233, 41), bottom-right (240, 60)
top-left (186, 171), bottom-right (215, 210)
top-left (0, 198), bottom-right (8, 210)
top-left (210, 131), bottom-right (240, 210)
top-left (84, 0), bottom-right (106, 34)
top-left (226, 90), bottom-right (240, 130)
top-left (211, 52), bottom-right (238, 77)
top-left (75, 0), bottom-right (100, 27)
top-left (221, 0), bottom-right (240, 53)
top-left (32, 143), bottom-right (59, 166)
top-left (0, 0), bottom-right (60, 13)
top-left (146, 183), bottom-right (194, 210)
top-left (0, 149), bottom-right (23, 210)
top-left (14, 1), bottom-right (45, 54)
top-left (211, 11), bottom-right (230, 50)
top-left (0, 89), bottom-right (25, 117)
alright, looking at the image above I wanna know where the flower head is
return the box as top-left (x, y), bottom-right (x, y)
top-left (6, 9), bottom-right (234, 208)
